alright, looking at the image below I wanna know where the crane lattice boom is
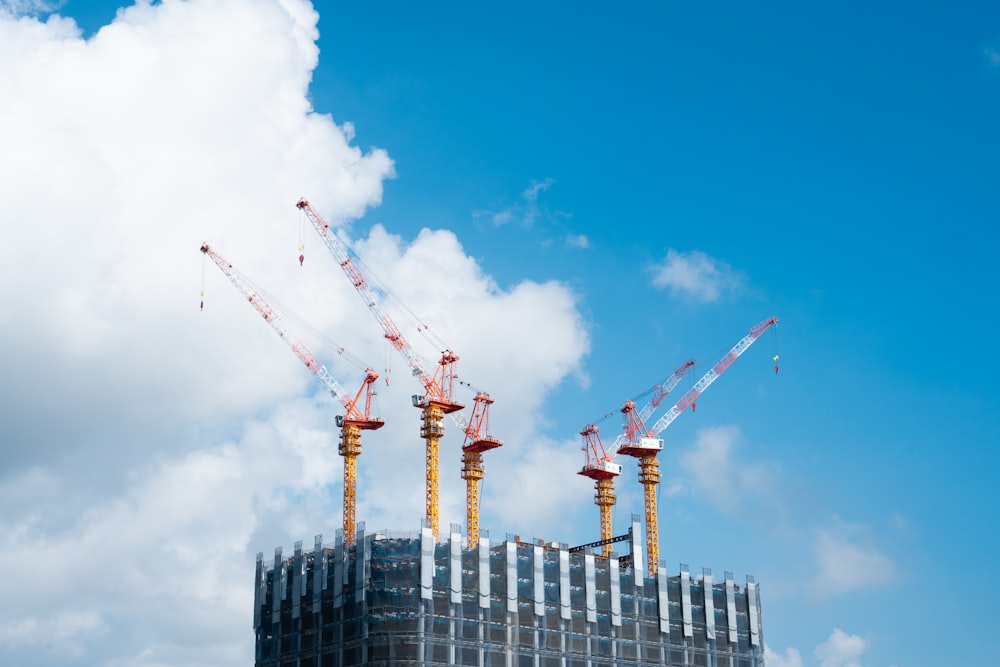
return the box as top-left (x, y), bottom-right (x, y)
top-left (200, 242), bottom-right (383, 547)
top-left (295, 198), bottom-right (464, 414)
top-left (616, 359), bottom-right (696, 453)
top-left (612, 316), bottom-right (778, 457)
top-left (201, 243), bottom-right (370, 415)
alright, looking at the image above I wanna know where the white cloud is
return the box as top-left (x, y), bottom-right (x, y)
top-left (484, 177), bottom-right (554, 228)
top-left (474, 178), bottom-right (587, 251)
top-left (815, 628), bottom-right (868, 667)
top-left (0, 0), bottom-right (59, 19)
top-left (0, 2), bottom-right (590, 666)
top-left (678, 425), bottom-right (776, 515)
top-left (764, 643), bottom-right (804, 667)
top-left (650, 248), bottom-right (743, 302)
top-left (984, 42), bottom-right (1000, 67)
top-left (809, 521), bottom-right (896, 597)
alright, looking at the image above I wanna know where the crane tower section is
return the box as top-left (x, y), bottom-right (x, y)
top-left (577, 424), bottom-right (622, 555)
top-left (460, 391), bottom-right (503, 547)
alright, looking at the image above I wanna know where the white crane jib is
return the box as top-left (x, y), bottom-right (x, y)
top-left (613, 316), bottom-right (779, 456)
top-left (200, 243), bottom-right (363, 413)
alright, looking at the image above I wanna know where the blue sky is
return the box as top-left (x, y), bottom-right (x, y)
top-left (1, 1), bottom-right (998, 666)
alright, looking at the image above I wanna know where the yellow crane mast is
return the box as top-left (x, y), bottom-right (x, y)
top-left (577, 424), bottom-right (622, 556)
top-left (460, 391), bottom-right (502, 546)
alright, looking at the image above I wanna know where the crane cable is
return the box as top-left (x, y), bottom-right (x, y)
top-left (199, 251), bottom-right (207, 311)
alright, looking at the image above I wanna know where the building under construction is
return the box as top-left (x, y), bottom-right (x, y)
top-left (234, 201), bottom-right (773, 666)
top-left (253, 518), bottom-right (765, 667)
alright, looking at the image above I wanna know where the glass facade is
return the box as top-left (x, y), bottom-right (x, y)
top-left (254, 527), bottom-right (764, 667)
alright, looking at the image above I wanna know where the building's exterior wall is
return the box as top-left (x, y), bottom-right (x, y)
top-left (254, 527), bottom-right (764, 667)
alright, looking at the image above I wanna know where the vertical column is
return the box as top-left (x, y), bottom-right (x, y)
top-left (312, 535), bottom-right (324, 614)
top-left (478, 532), bottom-right (490, 667)
top-left (533, 541), bottom-right (544, 667)
top-left (704, 568), bottom-right (715, 641)
top-left (478, 534), bottom-right (491, 609)
top-left (610, 556), bottom-right (621, 663)
top-left (584, 552), bottom-right (597, 624)
top-left (559, 545), bottom-right (570, 667)
top-left (420, 525), bottom-right (435, 601)
top-left (656, 560), bottom-right (669, 634)
top-left (506, 541), bottom-right (518, 613)
top-left (450, 527), bottom-right (463, 605)
top-left (333, 532), bottom-right (344, 609)
top-left (558, 546), bottom-right (571, 621)
top-left (356, 525), bottom-right (369, 664)
top-left (533, 542), bottom-right (545, 618)
top-left (704, 568), bottom-right (716, 667)
top-left (656, 559), bottom-right (669, 665)
top-left (680, 566), bottom-right (693, 639)
top-left (610, 557), bottom-right (622, 628)
top-left (333, 531), bottom-right (345, 667)
top-left (292, 541), bottom-right (303, 621)
top-left (630, 514), bottom-right (644, 587)
top-left (253, 552), bottom-right (264, 630)
top-left (584, 551), bottom-right (596, 667)
top-left (449, 526), bottom-right (462, 666)
top-left (354, 524), bottom-right (367, 603)
top-left (272, 547), bottom-right (284, 625)
top-left (629, 514), bottom-right (644, 664)
top-left (272, 547), bottom-right (284, 661)
top-left (681, 565), bottom-right (692, 666)
top-left (505, 540), bottom-right (517, 667)
top-left (725, 572), bottom-right (738, 645)
top-left (747, 577), bottom-right (761, 648)
top-left (419, 524), bottom-right (434, 665)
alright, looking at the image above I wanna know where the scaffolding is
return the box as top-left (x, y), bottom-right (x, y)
top-left (253, 521), bottom-right (764, 667)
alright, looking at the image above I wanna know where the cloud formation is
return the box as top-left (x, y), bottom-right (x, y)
top-left (815, 628), bottom-right (868, 667)
top-left (678, 425), bottom-right (777, 516)
top-left (984, 42), bottom-right (1000, 67)
top-left (0, 2), bottom-right (590, 665)
top-left (650, 248), bottom-right (743, 302)
top-left (764, 643), bottom-right (804, 667)
top-left (809, 521), bottom-right (896, 597)
top-left (0, 0), bottom-right (58, 18)
top-left (474, 178), bottom-right (587, 248)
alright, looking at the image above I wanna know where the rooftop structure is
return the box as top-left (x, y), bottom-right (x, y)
top-left (253, 517), bottom-right (764, 667)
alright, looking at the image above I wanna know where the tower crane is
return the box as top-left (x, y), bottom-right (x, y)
top-left (460, 389), bottom-right (502, 546)
top-left (612, 316), bottom-right (779, 574)
top-left (200, 243), bottom-right (384, 548)
top-left (577, 360), bottom-right (695, 556)
top-left (577, 423), bottom-right (622, 556)
top-left (295, 198), bottom-right (502, 542)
